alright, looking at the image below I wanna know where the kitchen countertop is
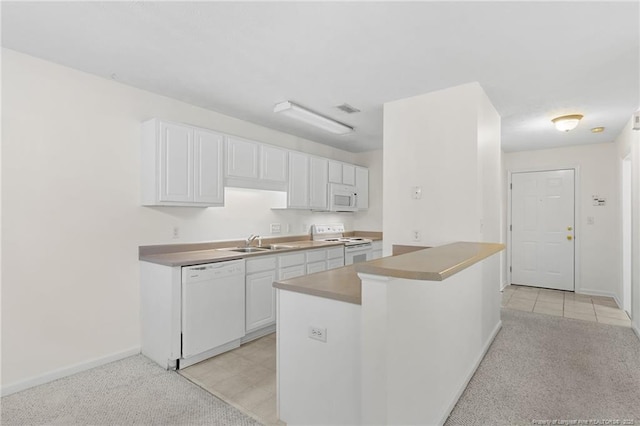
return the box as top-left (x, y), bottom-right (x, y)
top-left (139, 231), bottom-right (383, 267)
top-left (273, 241), bottom-right (505, 305)
top-left (357, 241), bottom-right (505, 281)
top-left (139, 240), bottom-right (345, 267)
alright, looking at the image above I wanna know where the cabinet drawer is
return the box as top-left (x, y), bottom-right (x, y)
top-left (278, 252), bottom-right (305, 268)
top-left (306, 249), bottom-right (326, 263)
top-left (326, 246), bottom-right (344, 260)
top-left (279, 264), bottom-right (306, 280)
top-left (327, 257), bottom-right (345, 270)
top-left (306, 261), bottom-right (326, 275)
top-left (246, 256), bottom-right (277, 274)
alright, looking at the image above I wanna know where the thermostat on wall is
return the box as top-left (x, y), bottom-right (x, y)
top-left (592, 195), bottom-right (606, 206)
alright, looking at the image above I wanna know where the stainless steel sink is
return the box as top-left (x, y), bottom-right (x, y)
top-left (228, 247), bottom-right (269, 253)
top-left (264, 244), bottom-right (295, 250)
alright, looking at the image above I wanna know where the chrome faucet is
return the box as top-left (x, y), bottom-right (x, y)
top-left (245, 234), bottom-right (260, 247)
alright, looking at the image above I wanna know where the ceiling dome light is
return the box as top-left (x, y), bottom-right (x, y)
top-left (591, 127), bottom-right (605, 133)
top-left (552, 114), bottom-right (584, 132)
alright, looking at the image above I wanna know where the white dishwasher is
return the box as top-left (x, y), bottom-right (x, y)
top-left (181, 259), bottom-right (245, 367)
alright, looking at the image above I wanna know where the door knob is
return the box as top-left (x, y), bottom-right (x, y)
top-left (567, 226), bottom-right (573, 231)
top-left (567, 235), bottom-right (573, 241)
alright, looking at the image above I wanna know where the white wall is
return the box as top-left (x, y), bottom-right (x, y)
top-left (1, 48), bottom-right (362, 391)
top-left (614, 116), bottom-right (640, 335)
top-left (353, 149), bottom-right (383, 232)
top-left (504, 143), bottom-right (622, 301)
top-left (382, 82), bottom-right (502, 254)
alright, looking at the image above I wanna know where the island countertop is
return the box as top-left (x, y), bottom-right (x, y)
top-left (273, 241), bottom-right (505, 305)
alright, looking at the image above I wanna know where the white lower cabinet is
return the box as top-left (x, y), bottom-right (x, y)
top-left (306, 261), bottom-right (327, 274)
top-left (371, 240), bottom-right (383, 260)
top-left (279, 264), bottom-right (306, 280)
top-left (245, 256), bottom-right (277, 333)
top-left (306, 248), bottom-right (327, 274)
top-left (279, 251), bottom-right (307, 280)
top-left (327, 246), bottom-right (345, 269)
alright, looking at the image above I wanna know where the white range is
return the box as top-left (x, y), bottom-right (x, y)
top-left (311, 224), bottom-right (373, 265)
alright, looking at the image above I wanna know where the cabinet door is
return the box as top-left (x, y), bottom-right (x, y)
top-left (246, 270), bottom-right (277, 332)
top-left (355, 166), bottom-right (369, 210)
top-left (194, 130), bottom-right (224, 204)
top-left (342, 164), bottom-right (356, 186)
top-left (309, 156), bottom-right (328, 210)
top-left (287, 152), bottom-right (309, 209)
top-left (260, 145), bottom-right (288, 182)
top-left (328, 161), bottom-right (343, 184)
top-left (226, 137), bottom-right (259, 179)
top-left (159, 122), bottom-right (193, 202)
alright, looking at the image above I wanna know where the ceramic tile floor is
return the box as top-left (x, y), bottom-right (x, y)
top-left (502, 284), bottom-right (632, 327)
top-left (179, 333), bottom-right (283, 426)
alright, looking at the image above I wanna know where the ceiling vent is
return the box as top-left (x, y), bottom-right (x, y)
top-left (336, 103), bottom-right (361, 114)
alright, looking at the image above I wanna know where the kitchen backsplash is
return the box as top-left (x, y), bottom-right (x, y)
top-left (139, 187), bottom-right (356, 245)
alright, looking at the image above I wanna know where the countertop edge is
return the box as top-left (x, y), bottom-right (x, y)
top-left (356, 242), bottom-right (505, 281)
top-left (272, 282), bottom-right (361, 305)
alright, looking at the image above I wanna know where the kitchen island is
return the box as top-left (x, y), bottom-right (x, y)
top-left (274, 241), bottom-right (504, 426)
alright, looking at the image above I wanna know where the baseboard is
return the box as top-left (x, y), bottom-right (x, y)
top-left (438, 320), bottom-right (503, 426)
top-left (577, 288), bottom-right (622, 308)
top-left (1, 346), bottom-right (140, 397)
top-left (241, 324), bottom-right (276, 344)
top-left (500, 281), bottom-right (508, 291)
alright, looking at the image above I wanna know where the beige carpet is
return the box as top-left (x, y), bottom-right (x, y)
top-left (1, 355), bottom-right (261, 425)
top-left (446, 309), bottom-right (640, 425)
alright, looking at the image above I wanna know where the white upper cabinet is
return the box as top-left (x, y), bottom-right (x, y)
top-left (328, 161), bottom-right (343, 184)
top-left (226, 137), bottom-right (259, 179)
top-left (343, 164), bottom-right (356, 186)
top-left (328, 160), bottom-right (356, 186)
top-left (141, 118), bottom-right (224, 207)
top-left (194, 129), bottom-right (225, 204)
top-left (355, 166), bottom-right (369, 210)
top-left (309, 156), bottom-right (328, 210)
top-left (260, 145), bottom-right (288, 182)
top-left (159, 121), bottom-right (193, 203)
top-left (287, 152), bottom-right (309, 209)
top-left (225, 137), bottom-right (288, 190)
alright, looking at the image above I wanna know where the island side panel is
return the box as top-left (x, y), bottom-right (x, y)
top-left (277, 289), bottom-right (361, 425)
top-left (359, 261), bottom-right (502, 426)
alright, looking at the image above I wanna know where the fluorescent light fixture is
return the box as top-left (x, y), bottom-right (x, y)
top-left (274, 101), bottom-right (354, 135)
top-left (551, 114), bottom-right (583, 132)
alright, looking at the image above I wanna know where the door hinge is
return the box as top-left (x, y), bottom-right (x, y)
top-left (510, 224), bottom-right (512, 231)
top-left (510, 266), bottom-right (512, 272)
top-left (510, 183), bottom-right (512, 190)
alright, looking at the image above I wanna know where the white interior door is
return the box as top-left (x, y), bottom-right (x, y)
top-left (511, 169), bottom-right (575, 291)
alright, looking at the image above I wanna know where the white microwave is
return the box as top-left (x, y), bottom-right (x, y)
top-left (328, 183), bottom-right (358, 212)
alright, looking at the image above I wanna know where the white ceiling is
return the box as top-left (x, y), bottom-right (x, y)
top-left (2, 1), bottom-right (638, 153)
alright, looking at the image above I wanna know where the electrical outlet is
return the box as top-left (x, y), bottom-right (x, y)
top-left (308, 326), bottom-right (327, 342)
top-left (412, 230), bottom-right (421, 241)
top-left (302, 223), bottom-right (309, 233)
top-left (172, 226), bottom-right (180, 239)
top-left (587, 216), bottom-right (595, 225)
top-left (270, 223), bottom-right (282, 234)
